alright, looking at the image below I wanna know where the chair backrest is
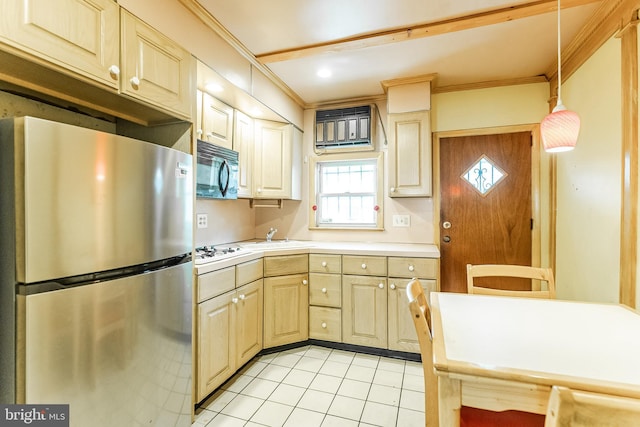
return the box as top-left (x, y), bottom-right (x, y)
top-left (467, 264), bottom-right (556, 299)
top-left (545, 385), bottom-right (640, 427)
top-left (406, 279), bottom-right (438, 427)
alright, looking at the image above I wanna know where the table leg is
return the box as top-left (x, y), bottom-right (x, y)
top-left (438, 376), bottom-right (461, 427)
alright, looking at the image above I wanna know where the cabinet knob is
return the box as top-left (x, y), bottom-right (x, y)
top-left (321, 287), bottom-right (327, 293)
top-left (257, 187), bottom-right (262, 193)
top-left (239, 294), bottom-right (246, 300)
top-left (302, 279), bottom-right (308, 285)
top-left (231, 297), bottom-right (238, 304)
top-left (378, 283), bottom-right (384, 289)
top-left (390, 187), bottom-right (396, 193)
top-left (408, 265), bottom-right (415, 272)
top-left (196, 129), bottom-right (203, 136)
top-left (108, 65), bottom-right (120, 79)
top-left (321, 261), bottom-right (327, 267)
top-left (206, 132), bottom-right (214, 139)
top-left (390, 284), bottom-right (396, 290)
top-left (130, 76), bottom-right (140, 89)
top-left (321, 322), bottom-right (327, 329)
top-left (361, 263), bottom-right (367, 269)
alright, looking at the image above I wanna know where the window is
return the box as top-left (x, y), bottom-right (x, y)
top-left (309, 152), bottom-right (383, 229)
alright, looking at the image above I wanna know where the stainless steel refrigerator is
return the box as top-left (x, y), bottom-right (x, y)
top-left (0, 117), bottom-right (194, 427)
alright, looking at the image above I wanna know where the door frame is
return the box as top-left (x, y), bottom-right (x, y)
top-left (432, 124), bottom-right (546, 270)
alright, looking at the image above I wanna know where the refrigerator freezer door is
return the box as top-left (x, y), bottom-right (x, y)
top-left (17, 261), bottom-right (193, 426)
top-left (9, 116), bottom-right (193, 283)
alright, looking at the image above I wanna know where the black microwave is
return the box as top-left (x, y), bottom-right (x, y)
top-left (196, 140), bottom-right (239, 199)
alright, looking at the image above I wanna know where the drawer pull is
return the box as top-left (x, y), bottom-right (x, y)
top-left (321, 322), bottom-right (327, 329)
top-left (408, 265), bottom-right (415, 272)
top-left (302, 279), bottom-right (308, 285)
top-left (321, 287), bottom-right (327, 293)
top-left (378, 283), bottom-right (384, 289)
top-left (361, 263), bottom-right (367, 269)
top-left (390, 284), bottom-right (396, 290)
top-left (321, 261), bottom-right (327, 267)
top-left (231, 297), bottom-right (238, 304)
top-left (239, 294), bottom-right (246, 300)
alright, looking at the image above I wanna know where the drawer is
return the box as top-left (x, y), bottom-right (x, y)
top-left (309, 306), bottom-right (341, 341)
top-left (309, 273), bottom-right (341, 307)
top-left (236, 258), bottom-right (263, 286)
top-left (388, 257), bottom-right (438, 279)
top-left (264, 254), bottom-right (309, 277)
top-left (197, 266), bottom-right (235, 302)
top-left (343, 255), bottom-right (387, 276)
top-left (309, 254), bottom-right (341, 273)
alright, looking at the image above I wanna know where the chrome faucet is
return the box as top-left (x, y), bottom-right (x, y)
top-left (266, 227), bottom-right (278, 242)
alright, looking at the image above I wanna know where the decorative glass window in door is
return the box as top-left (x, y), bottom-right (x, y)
top-left (461, 155), bottom-right (507, 196)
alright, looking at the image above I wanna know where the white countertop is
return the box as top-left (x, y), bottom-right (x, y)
top-left (195, 240), bottom-right (439, 275)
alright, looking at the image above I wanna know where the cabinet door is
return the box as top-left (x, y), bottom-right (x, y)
top-left (234, 110), bottom-right (254, 198)
top-left (197, 292), bottom-right (236, 401)
top-left (202, 93), bottom-right (233, 149)
top-left (0, 0), bottom-right (119, 89)
top-left (120, 9), bottom-right (192, 119)
top-left (263, 273), bottom-right (308, 348)
top-left (254, 120), bottom-right (292, 199)
top-left (387, 278), bottom-right (437, 353)
top-left (342, 275), bottom-right (387, 348)
top-left (388, 111), bottom-right (432, 197)
top-left (235, 279), bottom-right (263, 367)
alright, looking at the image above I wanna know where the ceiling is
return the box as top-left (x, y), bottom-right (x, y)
top-left (194, 0), bottom-right (603, 106)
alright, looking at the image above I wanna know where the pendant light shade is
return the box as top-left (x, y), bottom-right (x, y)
top-left (541, 102), bottom-right (580, 152)
top-left (542, 0), bottom-right (580, 153)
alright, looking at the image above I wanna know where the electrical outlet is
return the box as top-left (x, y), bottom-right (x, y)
top-left (196, 213), bottom-right (208, 229)
top-left (392, 214), bottom-right (410, 227)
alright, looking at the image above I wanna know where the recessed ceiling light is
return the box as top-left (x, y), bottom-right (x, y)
top-left (205, 82), bottom-right (223, 93)
top-left (317, 68), bottom-right (332, 78)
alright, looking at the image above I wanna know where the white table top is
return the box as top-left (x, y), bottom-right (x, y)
top-left (430, 292), bottom-right (640, 398)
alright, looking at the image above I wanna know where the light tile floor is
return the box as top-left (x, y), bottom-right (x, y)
top-left (192, 345), bottom-right (425, 427)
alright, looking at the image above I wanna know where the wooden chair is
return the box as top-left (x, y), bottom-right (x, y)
top-left (407, 278), bottom-right (546, 427)
top-left (545, 385), bottom-right (640, 426)
top-left (466, 264), bottom-right (556, 299)
top-left (406, 278), bottom-right (439, 427)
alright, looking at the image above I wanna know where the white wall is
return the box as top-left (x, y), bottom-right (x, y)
top-left (556, 37), bottom-right (622, 303)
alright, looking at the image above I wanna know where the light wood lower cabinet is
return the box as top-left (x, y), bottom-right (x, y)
top-left (263, 254), bottom-right (309, 348)
top-left (263, 273), bottom-right (309, 348)
top-left (235, 279), bottom-right (263, 367)
top-left (197, 260), bottom-right (263, 403)
top-left (342, 275), bottom-right (388, 348)
top-left (387, 278), bottom-right (437, 352)
top-left (197, 290), bottom-right (236, 401)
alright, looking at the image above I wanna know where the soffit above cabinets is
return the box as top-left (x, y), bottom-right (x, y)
top-left (192, 0), bottom-right (603, 104)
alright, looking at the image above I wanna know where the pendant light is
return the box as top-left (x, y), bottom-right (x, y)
top-left (541, 0), bottom-right (580, 152)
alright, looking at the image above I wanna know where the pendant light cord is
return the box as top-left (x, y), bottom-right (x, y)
top-left (556, 0), bottom-right (562, 105)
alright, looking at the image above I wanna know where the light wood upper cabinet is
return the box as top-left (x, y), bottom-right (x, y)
top-left (120, 9), bottom-right (192, 118)
top-left (388, 110), bottom-right (432, 197)
top-left (234, 110), bottom-right (255, 198)
top-left (0, 0), bottom-right (119, 89)
top-left (201, 93), bottom-right (234, 149)
top-left (253, 120), bottom-right (301, 200)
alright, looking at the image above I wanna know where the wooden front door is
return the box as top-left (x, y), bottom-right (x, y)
top-left (439, 132), bottom-right (532, 293)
